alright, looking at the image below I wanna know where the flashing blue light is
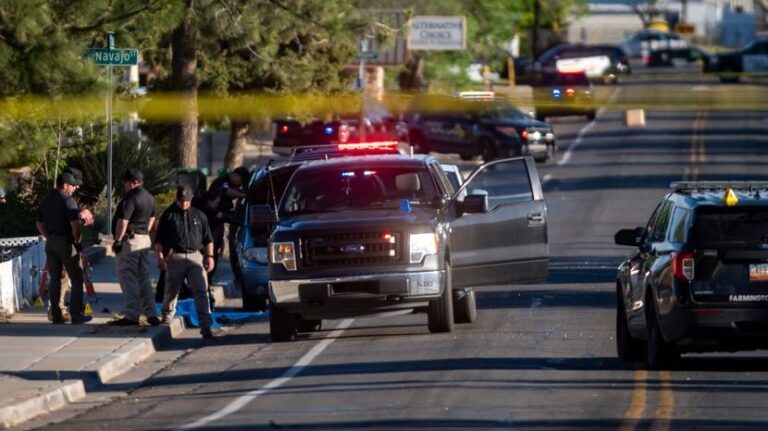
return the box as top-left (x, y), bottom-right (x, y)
top-left (551, 88), bottom-right (562, 99)
top-left (324, 126), bottom-right (334, 135)
top-left (341, 171), bottom-right (356, 177)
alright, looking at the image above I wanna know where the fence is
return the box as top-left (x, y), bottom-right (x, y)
top-left (0, 237), bottom-right (45, 315)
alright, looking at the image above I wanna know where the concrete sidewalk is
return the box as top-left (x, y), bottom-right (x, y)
top-left (0, 247), bottom-right (230, 429)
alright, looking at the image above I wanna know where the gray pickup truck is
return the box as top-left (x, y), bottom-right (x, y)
top-left (256, 154), bottom-right (549, 341)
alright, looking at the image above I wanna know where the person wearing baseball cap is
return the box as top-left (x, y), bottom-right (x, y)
top-left (109, 168), bottom-right (158, 326)
top-left (35, 172), bottom-right (92, 324)
top-left (154, 185), bottom-right (216, 339)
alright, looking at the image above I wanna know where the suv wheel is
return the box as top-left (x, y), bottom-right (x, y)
top-left (616, 290), bottom-right (645, 361)
top-left (296, 317), bottom-right (322, 333)
top-left (428, 261), bottom-right (455, 333)
top-left (242, 287), bottom-right (268, 312)
top-left (645, 295), bottom-right (680, 369)
top-left (480, 139), bottom-right (498, 162)
top-left (454, 288), bottom-right (477, 324)
top-left (269, 306), bottom-right (297, 342)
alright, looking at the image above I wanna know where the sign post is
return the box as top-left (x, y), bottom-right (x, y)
top-left (84, 33), bottom-right (138, 236)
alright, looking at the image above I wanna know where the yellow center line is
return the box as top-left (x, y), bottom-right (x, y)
top-left (618, 369), bottom-right (648, 431)
top-left (651, 370), bottom-right (675, 431)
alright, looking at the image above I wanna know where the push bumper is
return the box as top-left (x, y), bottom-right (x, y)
top-left (270, 270), bottom-right (444, 306)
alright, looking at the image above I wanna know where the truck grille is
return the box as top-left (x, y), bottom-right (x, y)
top-left (303, 231), bottom-right (402, 267)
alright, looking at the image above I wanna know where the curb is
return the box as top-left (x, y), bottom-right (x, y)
top-left (0, 317), bottom-right (186, 429)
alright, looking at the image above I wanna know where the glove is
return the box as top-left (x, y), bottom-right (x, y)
top-left (73, 242), bottom-right (83, 253)
top-left (111, 240), bottom-right (123, 255)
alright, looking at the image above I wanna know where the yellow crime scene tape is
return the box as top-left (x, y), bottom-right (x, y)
top-left (0, 85), bottom-right (766, 122)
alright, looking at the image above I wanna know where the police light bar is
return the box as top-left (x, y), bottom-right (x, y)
top-left (337, 141), bottom-right (400, 151)
top-left (458, 91), bottom-right (496, 100)
top-left (671, 181), bottom-right (768, 193)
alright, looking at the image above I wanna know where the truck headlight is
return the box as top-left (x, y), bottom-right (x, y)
top-left (270, 242), bottom-right (297, 271)
top-left (410, 233), bottom-right (438, 263)
top-left (244, 247), bottom-right (269, 264)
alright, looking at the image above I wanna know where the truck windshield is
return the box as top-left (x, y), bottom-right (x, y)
top-left (280, 165), bottom-right (438, 216)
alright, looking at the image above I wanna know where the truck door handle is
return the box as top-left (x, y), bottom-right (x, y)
top-left (528, 213), bottom-right (545, 225)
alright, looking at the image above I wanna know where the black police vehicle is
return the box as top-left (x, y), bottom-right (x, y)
top-left (532, 43), bottom-right (630, 84)
top-left (703, 37), bottom-right (768, 83)
top-left (259, 154), bottom-right (549, 341)
top-left (404, 94), bottom-right (555, 162)
top-left (615, 181), bottom-right (768, 369)
top-left (533, 71), bottom-right (596, 122)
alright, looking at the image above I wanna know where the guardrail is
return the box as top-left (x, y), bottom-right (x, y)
top-left (0, 237), bottom-right (45, 315)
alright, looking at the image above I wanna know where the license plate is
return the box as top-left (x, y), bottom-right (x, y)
top-left (749, 263), bottom-right (768, 282)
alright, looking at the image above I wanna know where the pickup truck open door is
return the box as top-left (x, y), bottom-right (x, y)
top-left (449, 156), bottom-right (549, 287)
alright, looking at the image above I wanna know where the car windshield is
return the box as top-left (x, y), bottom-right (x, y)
top-left (280, 164), bottom-right (438, 216)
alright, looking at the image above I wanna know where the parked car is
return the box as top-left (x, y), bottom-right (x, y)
top-left (262, 154), bottom-right (549, 341)
top-left (615, 181), bottom-right (768, 369)
top-left (532, 43), bottom-right (630, 84)
top-left (703, 37), bottom-right (768, 83)
top-left (533, 71), bottom-right (597, 122)
top-left (404, 94), bottom-right (556, 162)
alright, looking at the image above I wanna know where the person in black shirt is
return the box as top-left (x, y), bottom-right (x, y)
top-left (192, 189), bottom-right (224, 306)
top-left (207, 167), bottom-right (249, 284)
top-left (109, 169), bottom-right (158, 326)
top-left (154, 186), bottom-right (216, 339)
top-left (35, 173), bottom-right (92, 324)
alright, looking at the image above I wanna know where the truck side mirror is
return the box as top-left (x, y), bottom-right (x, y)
top-left (456, 194), bottom-right (489, 215)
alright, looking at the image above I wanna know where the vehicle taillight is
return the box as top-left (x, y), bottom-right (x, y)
top-left (519, 129), bottom-right (528, 140)
top-left (673, 252), bottom-right (695, 281)
top-left (565, 88), bottom-right (576, 97)
top-left (280, 125), bottom-right (289, 133)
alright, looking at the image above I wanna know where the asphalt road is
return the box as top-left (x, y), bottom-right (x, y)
top-left (36, 71), bottom-right (768, 431)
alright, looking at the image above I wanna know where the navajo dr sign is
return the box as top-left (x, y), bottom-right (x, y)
top-left (408, 16), bottom-right (466, 51)
top-left (86, 48), bottom-right (138, 66)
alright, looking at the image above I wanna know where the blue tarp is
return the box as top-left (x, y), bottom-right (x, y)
top-left (159, 299), bottom-right (268, 329)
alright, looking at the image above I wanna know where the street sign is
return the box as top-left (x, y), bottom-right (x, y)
top-left (408, 16), bottom-right (466, 51)
top-left (86, 48), bottom-right (138, 66)
top-left (357, 51), bottom-right (379, 61)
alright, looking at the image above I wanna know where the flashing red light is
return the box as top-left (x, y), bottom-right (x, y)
top-left (280, 125), bottom-right (289, 133)
top-left (519, 129), bottom-right (528, 140)
top-left (565, 88), bottom-right (576, 97)
top-left (383, 232), bottom-right (396, 243)
top-left (337, 141), bottom-right (399, 151)
top-left (673, 252), bottom-right (695, 281)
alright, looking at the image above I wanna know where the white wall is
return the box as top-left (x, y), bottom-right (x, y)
top-left (0, 238), bottom-right (45, 315)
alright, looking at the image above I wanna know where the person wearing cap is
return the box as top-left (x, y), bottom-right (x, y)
top-left (109, 169), bottom-right (158, 326)
top-left (35, 173), bottom-right (92, 324)
top-left (154, 185), bottom-right (216, 339)
top-left (63, 166), bottom-right (94, 226)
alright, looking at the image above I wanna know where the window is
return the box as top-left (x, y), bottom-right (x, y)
top-left (650, 203), bottom-right (672, 242)
top-left (668, 207), bottom-right (691, 243)
top-left (464, 159), bottom-right (533, 210)
top-left (280, 164), bottom-right (438, 216)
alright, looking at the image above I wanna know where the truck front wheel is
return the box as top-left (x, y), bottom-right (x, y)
top-left (428, 262), bottom-right (455, 333)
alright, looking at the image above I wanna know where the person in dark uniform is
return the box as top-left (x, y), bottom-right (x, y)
top-left (109, 169), bottom-right (158, 326)
top-left (192, 189), bottom-right (224, 307)
top-left (207, 167), bottom-right (249, 284)
top-left (35, 173), bottom-right (92, 324)
top-left (154, 186), bottom-right (216, 339)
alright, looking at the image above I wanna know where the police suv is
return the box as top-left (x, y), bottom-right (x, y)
top-left (615, 181), bottom-right (768, 369)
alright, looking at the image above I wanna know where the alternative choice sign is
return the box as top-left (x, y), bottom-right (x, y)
top-left (408, 16), bottom-right (466, 51)
top-left (86, 48), bottom-right (139, 66)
